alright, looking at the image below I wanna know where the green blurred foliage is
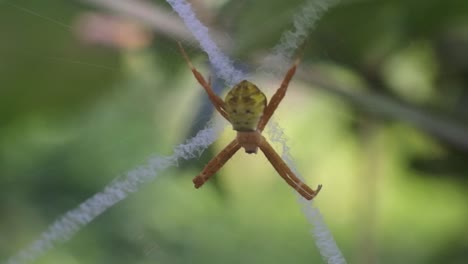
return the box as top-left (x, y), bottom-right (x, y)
top-left (1, 0), bottom-right (467, 263)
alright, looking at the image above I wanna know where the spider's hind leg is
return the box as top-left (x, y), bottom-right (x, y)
top-left (258, 136), bottom-right (321, 200)
top-left (193, 139), bottom-right (241, 188)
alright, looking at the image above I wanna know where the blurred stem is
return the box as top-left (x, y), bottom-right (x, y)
top-left (297, 66), bottom-right (468, 152)
top-left (355, 117), bottom-right (380, 264)
top-left (80, 0), bottom-right (230, 48)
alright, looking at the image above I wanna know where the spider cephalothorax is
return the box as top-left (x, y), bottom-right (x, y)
top-left (179, 43), bottom-right (322, 200)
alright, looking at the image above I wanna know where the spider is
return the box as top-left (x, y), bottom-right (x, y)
top-left (178, 43), bottom-right (322, 200)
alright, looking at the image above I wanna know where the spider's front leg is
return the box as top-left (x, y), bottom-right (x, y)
top-left (258, 136), bottom-right (322, 200)
top-left (178, 42), bottom-right (230, 121)
top-left (193, 139), bottom-right (241, 188)
top-left (257, 58), bottom-right (300, 132)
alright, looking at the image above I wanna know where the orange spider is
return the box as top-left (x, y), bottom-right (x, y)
top-left (179, 43), bottom-right (322, 200)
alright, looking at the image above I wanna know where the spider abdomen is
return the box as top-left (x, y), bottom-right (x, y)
top-left (225, 80), bottom-right (267, 131)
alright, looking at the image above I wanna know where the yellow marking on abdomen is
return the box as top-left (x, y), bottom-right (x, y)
top-left (225, 80), bottom-right (267, 131)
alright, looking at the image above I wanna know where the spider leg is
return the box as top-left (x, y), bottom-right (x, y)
top-left (258, 136), bottom-right (321, 200)
top-left (178, 42), bottom-right (230, 121)
top-left (193, 139), bottom-right (241, 188)
top-left (257, 58), bottom-right (300, 132)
